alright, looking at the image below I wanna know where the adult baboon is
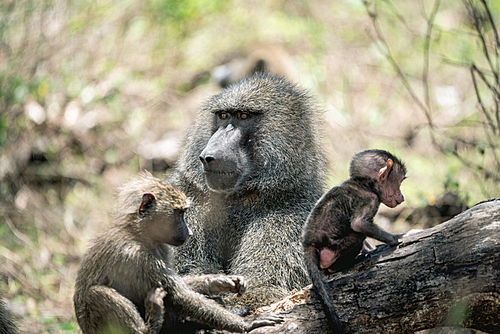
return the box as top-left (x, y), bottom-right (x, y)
top-left (172, 73), bottom-right (327, 312)
top-left (211, 45), bottom-right (297, 88)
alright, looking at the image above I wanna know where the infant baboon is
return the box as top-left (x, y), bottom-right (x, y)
top-left (74, 171), bottom-right (282, 334)
top-left (302, 149), bottom-right (413, 333)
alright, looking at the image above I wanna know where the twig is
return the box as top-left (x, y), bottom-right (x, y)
top-left (471, 64), bottom-right (497, 134)
top-left (4, 217), bottom-right (37, 254)
top-left (363, 1), bottom-right (435, 129)
top-left (463, 0), bottom-right (500, 87)
top-left (422, 0), bottom-right (441, 128)
top-left (480, 0), bottom-right (500, 70)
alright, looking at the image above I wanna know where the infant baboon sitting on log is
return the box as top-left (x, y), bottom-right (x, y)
top-left (73, 171), bottom-right (282, 334)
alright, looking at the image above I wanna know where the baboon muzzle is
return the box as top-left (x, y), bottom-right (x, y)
top-left (199, 125), bottom-right (247, 193)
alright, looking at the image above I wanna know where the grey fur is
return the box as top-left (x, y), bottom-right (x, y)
top-left (172, 73), bottom-right (327, 311)
top-left (0, 296), bottom-right (18, 334)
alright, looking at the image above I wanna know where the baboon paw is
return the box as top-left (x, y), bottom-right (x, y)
top-left (208, 275), bottom-right (247, 295)
top-left (398, 229), bottom-right (423, 242)
top-left (145, 286), bottom-right (166, 308)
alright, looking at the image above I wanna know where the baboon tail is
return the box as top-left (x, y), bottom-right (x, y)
top-left (304, 248), bottom-right (344, 334)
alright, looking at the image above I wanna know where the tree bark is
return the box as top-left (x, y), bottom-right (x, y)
top-left (240, 199), bottom-right (500, 334)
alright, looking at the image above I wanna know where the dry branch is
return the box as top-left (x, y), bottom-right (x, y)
top-left (228, 199), bottom-right (500, 334)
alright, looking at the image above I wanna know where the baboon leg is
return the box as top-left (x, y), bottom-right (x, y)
top-left (324, 234), bottom-right (365, 273)
top-left (144, 287), bottom-right (166, 333)
top-left (84, 285), bottom-right (163, 334)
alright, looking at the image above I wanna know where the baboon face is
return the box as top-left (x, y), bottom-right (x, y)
top-left (199, 111), bottom-right (259, 193)
top-left (163, 207), bottom-right (192, 246)
top-left (374, 159), bottom-right (406, 209)
top-left (378, 170), bottom-right (405, 208)
top-left (139, 192), bottom-right (192, 247)
top-left (350, 150), bottom-right (406, 209)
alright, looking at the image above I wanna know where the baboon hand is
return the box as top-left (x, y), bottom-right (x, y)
top-left (207, 275), bottom-right (247, 296)
top-left (361, 239), bottom-right (376, 253)
top-left (145, 286), bottom-right (167, 311)
top-left (246, 313), bottom-right (284, 332)
top-left (387, 235), bottom-right (403, 246)
top-left (397, 229), bottom-right (423, 242)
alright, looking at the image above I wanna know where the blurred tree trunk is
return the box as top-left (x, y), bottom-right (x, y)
top-left (233, 199), bottom-right (500, 334)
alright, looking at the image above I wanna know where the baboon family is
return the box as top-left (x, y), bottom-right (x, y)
top-left (70, 73), bottom-right (413, 333)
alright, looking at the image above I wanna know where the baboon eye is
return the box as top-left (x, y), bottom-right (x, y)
top-left (220, 113), bottom-right (229, 120)
top-left (239, 113), bottom-right (250, 120)
top-left (174, 209), bottom-right (185, 220)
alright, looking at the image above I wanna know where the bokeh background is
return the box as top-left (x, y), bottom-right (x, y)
top-left (0, 0), bottom-right (499, 332)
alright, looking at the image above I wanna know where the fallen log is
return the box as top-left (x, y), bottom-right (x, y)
top-left (244, 199), bottom-right (500, 333)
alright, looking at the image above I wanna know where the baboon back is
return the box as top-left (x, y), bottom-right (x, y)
top-left (172, 73), bottom-right (327, 310)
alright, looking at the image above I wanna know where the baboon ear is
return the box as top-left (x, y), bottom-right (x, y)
top-left (139, 193), bottom-right (155, 216)
top-left (377, 159), bottom-right (393, 182)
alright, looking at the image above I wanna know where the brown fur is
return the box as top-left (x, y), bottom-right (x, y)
top-left (302, 149), bottom-right (408, 333)
top-left (74, 171), bottom-right (281, 333)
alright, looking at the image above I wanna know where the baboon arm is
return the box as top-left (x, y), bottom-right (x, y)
top-left (183, 275), bottom-right (213, 295)
top-left (168, 281), bottom-right (247, 332)
top-left (183, 274), bottom-right (246, 296)
top-left (81, 285), bottom-right (161, 334)
top-left (350, 205), bottom-right (399, 245)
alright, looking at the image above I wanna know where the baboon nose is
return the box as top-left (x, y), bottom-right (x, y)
top-left (199, 155), bottom-right (215, 165)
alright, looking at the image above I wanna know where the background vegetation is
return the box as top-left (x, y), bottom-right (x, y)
top-left (0, 0), bottom-right (498, 332)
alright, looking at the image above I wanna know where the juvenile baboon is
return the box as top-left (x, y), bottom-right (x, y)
top-left (74, 171), bottom-right (282, 333)
top-left (172, 73), bottom-right (327, 312)
top-left (0, 295), bottom-right (18, 334)
top-left (302, 149), bottom-right (413, 333)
